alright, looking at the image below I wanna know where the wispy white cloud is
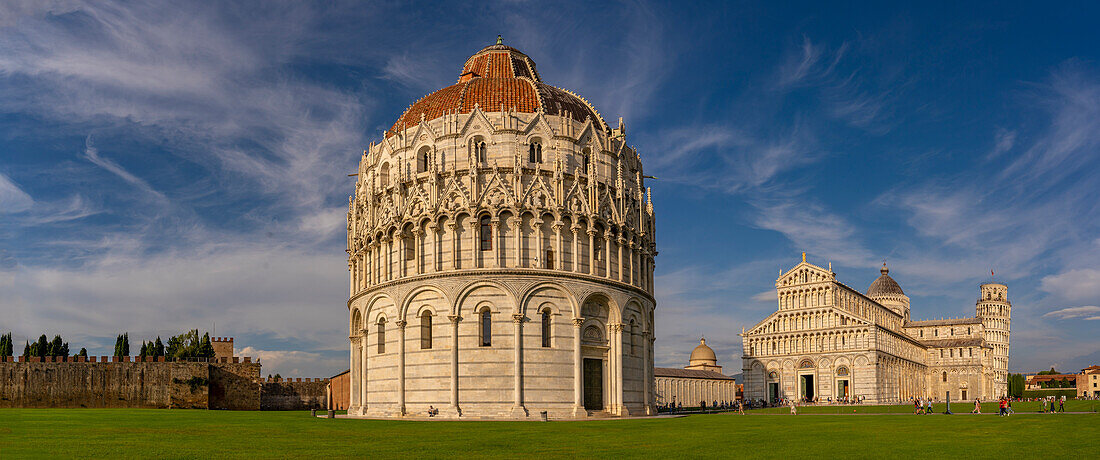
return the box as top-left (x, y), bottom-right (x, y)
top-left (82, 136), bottom-right (166, 202)
top-left (1042, 305), bottom-right (1100, 320)
top-left (1040, 269), bottom-right (1100, 302)
top-left (0, 172), bottom-right (33, 213)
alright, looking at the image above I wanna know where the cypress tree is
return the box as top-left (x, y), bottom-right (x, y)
top-left (114, 335), bottom-right (122, 357)
top-left (200, 333), bottom-right (214, 358)
top-left (139, 342), bottom-right (148, 357)
top-left (154, 337), bottom-right (165, 357)
top-left (49, 335), bottom-right (63, 357)
top-left (0, 333), bottom-right (11, 356)
top-left (122, 333), bottom-right (130, 356)
top-left (23, 340), bottom-right (30, 357)
top-left (36, 335), bottom-right (48, 358)
top-left (78, 348), bottom-right (87, 357)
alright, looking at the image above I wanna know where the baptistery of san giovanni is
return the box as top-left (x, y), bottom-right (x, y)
top-left (344, 38), bottom-right (656, 418)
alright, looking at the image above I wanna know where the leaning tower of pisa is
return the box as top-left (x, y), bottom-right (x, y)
top-left (976, 282), bottom-right (1010, 398)
top-left (343, 38), bottom-right (657, 419)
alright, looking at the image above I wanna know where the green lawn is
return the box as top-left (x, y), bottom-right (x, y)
top-left (0, 408), bottom-right (1097, 459)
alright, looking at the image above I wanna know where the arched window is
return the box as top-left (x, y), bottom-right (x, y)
top-left (528, 141), bottom-right (542, 163)
top-left (377, 318), bottom-right (386, 354)
top-left (942, 371), bottom-right (948, 382)
top-left (541, 309), bottom-right (552, 348)
top-left (479, 216), bottom-right (492, 251)
top-left (479, 307), bottom-right (492, 347)
top-left (417, 147), bottom-right (430, 173)
top-left (403, 233), bottom-right (415, 260)
top-left (379, 163), bottom-right (391, 187)
top-left (545, 249), bottom-right (554, 269)
top-left (581, 148), bottom-right (591, 173)
top-left (420, 311), bottom-right (432, 349)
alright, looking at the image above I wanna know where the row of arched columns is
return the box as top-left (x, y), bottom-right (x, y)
top-left (348, 212), bottom-right (654, 296)
top-left (745, 329), bottom-right (869, 357)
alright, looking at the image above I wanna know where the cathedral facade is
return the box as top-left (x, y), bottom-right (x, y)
top-left (741, 254), bottom-right (1010, 404)
top-left (344, 39), bottom-right (656, 419)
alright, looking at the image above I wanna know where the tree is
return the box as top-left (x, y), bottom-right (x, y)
top-left (139, 342), bottom-right (148, 357)
top-left (1008, 373), bottom-right (1025, 398)
top-left (35, 335), bottom-right (48, 358)
top-left (114, 333), bottom-right (130, 357)
top-left (77, 348), bottom-right (87, 358)
top-left (0, 332), bottom-right (12, 356)
top-left (22, 340), bottom-right (30, 357)
top-left (154, 337), bottom-right (165, 357)
top-left (200, 333), bottom-right (215, 358)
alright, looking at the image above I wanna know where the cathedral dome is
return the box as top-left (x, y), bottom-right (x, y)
top-left (867, 263), bottom-right (904, 297)
top-left (386, 37), bottom-right (607, 137)
top-left (688, 337), bottom-right (717, 365)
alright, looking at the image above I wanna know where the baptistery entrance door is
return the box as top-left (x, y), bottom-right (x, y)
top-left (583, 358), bottom-right (603, 410)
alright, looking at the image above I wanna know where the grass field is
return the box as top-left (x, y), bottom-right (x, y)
top-left (1, 407), bottom-right (1097, 459)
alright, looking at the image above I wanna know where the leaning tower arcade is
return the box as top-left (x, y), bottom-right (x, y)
top-left (976, 283), bottom-right (1010, 398)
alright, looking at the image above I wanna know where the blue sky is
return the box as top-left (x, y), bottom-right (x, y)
top-left (2, 1), bottom-right (1099, 377)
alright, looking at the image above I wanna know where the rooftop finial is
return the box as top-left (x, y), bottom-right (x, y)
top-left (802, 252), bottom-right (806, 263)
top-left (496, 34), bottom-right (503, 45)
top-left (881, 260), bottom-right (889, 275)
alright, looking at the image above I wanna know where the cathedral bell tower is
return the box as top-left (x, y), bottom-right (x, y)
top-left (976, 282), bottom-right (1010, 398)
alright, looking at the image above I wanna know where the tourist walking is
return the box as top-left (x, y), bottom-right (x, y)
top-left (789, 399), bottom-right (797, 415)
top-left (914, 398), bottom-right (921, 415)
top-left (737, 400), bottom-right (744, 415)
top-left (1059, 396), bottom-right (1065, 412)
top-left (972, 398), bottom-right (981, 414)
top-left (925, 398), bottom-right (933, 415)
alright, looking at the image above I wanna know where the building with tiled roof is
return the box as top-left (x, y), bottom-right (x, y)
top-left (344, 37), bottom-right (656, 420)
top-left (655, 338), bottom-right (737, 407)
top-left (741, 255), bottom-right (1011, 404)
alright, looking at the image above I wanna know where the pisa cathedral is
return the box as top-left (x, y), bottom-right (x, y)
top-left (741, 254), bottom-right (1011, 404)
top-left (344, 39), bottom-right (656, 419)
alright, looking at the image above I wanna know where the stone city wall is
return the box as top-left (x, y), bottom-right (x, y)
top-left (260, 377), bottom-right (329, 410)
top-left (0, 356), bottom-right (264, 409)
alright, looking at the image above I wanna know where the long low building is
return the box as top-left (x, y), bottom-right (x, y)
top-left (654, 338), bottom-right (737, 407)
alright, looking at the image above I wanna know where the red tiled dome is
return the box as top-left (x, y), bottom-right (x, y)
top-left (387, 42), bottom-right (606, 137)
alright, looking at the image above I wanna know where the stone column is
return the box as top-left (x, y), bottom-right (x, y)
top-left (617, 235), bottom-right (625, 282)
top-left (348, 261), bottom-right (355, 297)
top-left (446, 315), bottom-right (462, 417)
top-left (414, 229), bottom-right (424, 275)
top-left (510, 313), bottom-right (528, 417)
top-left (348, 337), bottom-right (359, 414)
top-left (610, 323), bottom-right (625, 415)
top-left (491, 218), bottom-right (502, 268)
top-left (511, 219), bottom-right (522, 268)
top-left (383, 236), bottom-right (392, 282)
top-left (396, 320), bottom-right (407, 416)
top-left (427, 222), bottom-right (438, 272)
top-left (571, 226), bottom-right (581, 272)
top-left (468, 220), bottom-right (480, 269)
top-left (572, 317), bottom-right (586, 418)
top-left (587, 229), bottom-right (598, 275)
top-left (604, 230), bottom-right (613, 279)
top-left (360, 329), bottom-right (368, 415)
top-left (552, 221), bottom-right (563, 270)
top-left (451, 221), bottom-right (462, 270)
top-left (533, 218), bottom-right (544, 268)
top-left (642, 328), bottom-right (651, 414)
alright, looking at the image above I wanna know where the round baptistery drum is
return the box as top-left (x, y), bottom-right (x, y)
top-left (344, 39), bottom-right (656, 419)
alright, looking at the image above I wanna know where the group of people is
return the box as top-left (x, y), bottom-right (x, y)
top-left (662, 399), bottom-right (745, 414)
top-left (912, 397), bottom-right (935, 414)
top-left (997, 397), bottom-right (1013, 416)
top-left (1037, 395), bottom-right (1066, 413)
